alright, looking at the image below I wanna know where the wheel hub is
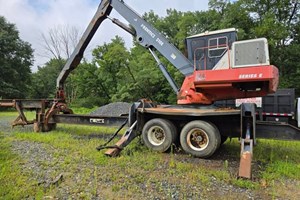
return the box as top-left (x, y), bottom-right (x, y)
top-left (148, 126), bottom-right (166, 146)
top-left (187, 128), bottom-right (209, 151)
top-left (194, 135), bottom-right (203, 142)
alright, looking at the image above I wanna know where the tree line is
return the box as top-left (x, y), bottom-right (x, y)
top-left (1, 0), bottom-right (299, 107)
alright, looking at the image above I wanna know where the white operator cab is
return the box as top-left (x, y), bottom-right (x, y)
top-left (185, 28), bottom-right (270, 71)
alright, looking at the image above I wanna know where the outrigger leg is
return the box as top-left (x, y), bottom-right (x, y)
top-left (104, 121), bottom-right (138, 157)
top-left (239, 103), bottom-right (256, 179)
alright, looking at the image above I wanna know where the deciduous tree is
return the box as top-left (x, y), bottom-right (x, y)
top-left (0, 16), bottom-right (33, 98)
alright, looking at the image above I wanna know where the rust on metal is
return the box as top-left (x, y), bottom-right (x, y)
top-left (0, 102), bottom-right (15, 107)
top-left (104, 136), bottom-right (127, 157)
top-left (139, 106), bottom-right (240, 116)
top-left (12, 101), bottom-right (30, 127)
top-left (188, 129), bottom-right (208, 149)
top-left (238, 138), bottom-right (253, 179)
top-left (238, 150), bottom-right (252, 179)
top-left (104, 121), bottom-right (138, 157)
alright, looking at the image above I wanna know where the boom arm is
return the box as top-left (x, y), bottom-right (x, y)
top-left (56, 0), bottom-right (194, 99)
top-left (56, 0), bottom-right (278, 104)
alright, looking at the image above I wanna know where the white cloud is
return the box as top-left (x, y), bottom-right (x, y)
top-left (0, 0), bottom-right (208, 71)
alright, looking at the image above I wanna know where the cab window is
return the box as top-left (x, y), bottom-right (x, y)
top-left (208, 37), bottom-right (228, 58)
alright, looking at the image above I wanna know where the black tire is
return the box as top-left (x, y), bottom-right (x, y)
top-left (142, 118), bottom-right (177, 152)
top-left (180, 120), bottom-right (221, 158)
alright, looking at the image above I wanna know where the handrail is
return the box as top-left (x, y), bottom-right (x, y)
top-left (193, 44), bottom-right (230, 71)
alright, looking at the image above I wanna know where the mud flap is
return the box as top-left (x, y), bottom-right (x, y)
top-left (239, 103), bottom-right (256, 179)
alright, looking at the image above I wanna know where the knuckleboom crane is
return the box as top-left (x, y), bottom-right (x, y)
top-left (53, 0), bottom-right (279, 178)
top-left (56, 0), bottom-right (279, 105)
top-left (0, 0), bottom-right (282, 179)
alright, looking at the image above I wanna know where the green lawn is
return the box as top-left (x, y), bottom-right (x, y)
top-left (0, 111), bottom-right (299, 199)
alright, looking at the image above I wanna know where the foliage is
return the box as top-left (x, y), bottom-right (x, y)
top-left (92, 36), bottom-right (131, 103)
top-left (66, 60), bottom-right (106, 107)
top-left (90, 36), bottom-right (179, 104)
top-left (0, 16), bottom-right (33, 98)
top-left (29, 58), bottom-right (65, 98)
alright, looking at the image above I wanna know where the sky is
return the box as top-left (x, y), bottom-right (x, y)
top-left (0, 0), bottom-right (209, 71)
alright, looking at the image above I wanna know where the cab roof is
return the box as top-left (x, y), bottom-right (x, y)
top-left (187, 28), bottom-right (237, 39)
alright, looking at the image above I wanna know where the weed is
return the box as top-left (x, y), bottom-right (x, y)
top-left (232, 179), bottom-right (258, 189)
top-left (224, 159), bottom-right (229, 170)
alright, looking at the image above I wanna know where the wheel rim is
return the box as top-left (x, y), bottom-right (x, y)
top-left (147, 126), bottom-right (166, 146)
top-left (186, 128), bottom-right (209, 151)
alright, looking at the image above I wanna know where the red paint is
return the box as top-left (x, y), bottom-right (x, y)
top-left (177, 65), bottom-right (279, 105)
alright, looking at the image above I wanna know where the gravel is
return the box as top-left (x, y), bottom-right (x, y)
top-left (8, 139), bottom-right (260, 199)
top-left (10, 140), bottom-right (103, 199)
top-left (11, 141), bottom-right (64, 186)
top-left (90, 102), bottom-right (131, 116)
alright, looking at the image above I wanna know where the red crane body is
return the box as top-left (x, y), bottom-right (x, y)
top-left (178, 65), bottom-right (279, 104)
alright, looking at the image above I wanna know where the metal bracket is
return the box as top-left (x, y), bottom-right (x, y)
top-left (12, 101), bottom-right (35, 127)
top-left (238, 103), bottom-right (256, 179)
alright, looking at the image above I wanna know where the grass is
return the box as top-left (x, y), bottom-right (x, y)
top-left (0, 110), bottom-right (300, 199)
top-left (254, 139), bottom-right (300, 182)
top-left (0, 133), bottom-right (45, 199)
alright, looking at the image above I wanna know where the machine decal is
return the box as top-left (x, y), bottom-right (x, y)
top-left (239, 73), bottom-right (263, 79)
top-left (171, 53), bottom-right (177, 60)
top-left (196, 73), bottom-right (206, 81)
top-left (90, 118), bottom-right (105, 124)
top-left (141, 24), bottom-right (155, 38)
top-left (156, 37), bottom-right (164, 46)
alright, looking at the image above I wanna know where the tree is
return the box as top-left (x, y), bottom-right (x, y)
top-left (239, 0), bottom-right (300, 91)
top-left (29, 58), bottom-right (65, 98)
top-left (40, 25), bottom-right (80, 60)
top-left (67, 61), bottom-right (108, 107)
top-left (30, 25), bottom-right (81, 99)
top-left (0, 16), bottom-right (33, 98)
top-left (92, 36), bottom-right (131, 103)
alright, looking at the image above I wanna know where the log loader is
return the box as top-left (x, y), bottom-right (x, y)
top-left (3, 0), bottom-right (299, 179)
top-left (55, 0), bottom-right (279, 178)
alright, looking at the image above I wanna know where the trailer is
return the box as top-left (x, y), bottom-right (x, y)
top-left (1, 93), bottom-right (300, 178)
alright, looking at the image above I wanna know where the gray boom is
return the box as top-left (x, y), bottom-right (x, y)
top-left (56, 0), bottom-right (194, 93)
